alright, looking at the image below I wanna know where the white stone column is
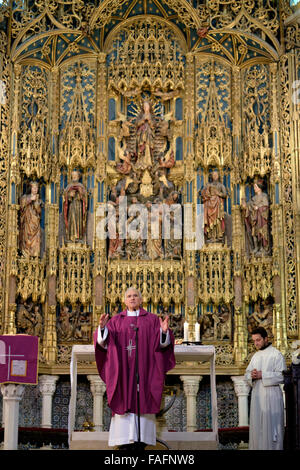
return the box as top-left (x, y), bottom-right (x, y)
top-left (39, 375), bottom-right (59, 428)
top-left (0, 383), bottom-right (25, 450)
top-left (87, 375), bottom-right (106, 432)
top-left (180, 375), bottom-right (202, 432)
top-left (231, 376), bottom-right (251, 426)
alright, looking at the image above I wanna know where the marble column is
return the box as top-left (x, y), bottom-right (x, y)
top-left (39, 375), bottom-right (59, 428)
top-left (87, 375), bottom-right (106, 432)
top-left (180, 375), bottom-right (202, 432)
top-left (231, 376), bottom-right (251, 426)
top-left (0, 383), bottom-right (25, 450)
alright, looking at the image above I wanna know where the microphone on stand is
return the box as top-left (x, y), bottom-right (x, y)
top-left (130, 312), bottom-right (141, 447)
top-left (134, 313), bottom-right (141, 447)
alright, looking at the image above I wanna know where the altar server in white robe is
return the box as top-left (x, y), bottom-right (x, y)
top-left (245, 327), bottom-right (286, 450)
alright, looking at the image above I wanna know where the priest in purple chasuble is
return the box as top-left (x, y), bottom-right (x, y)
top-left (94, 287), bottom-right (175, 449)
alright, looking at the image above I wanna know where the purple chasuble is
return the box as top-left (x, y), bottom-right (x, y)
top-left (93, 309), bottom-right (175, 415)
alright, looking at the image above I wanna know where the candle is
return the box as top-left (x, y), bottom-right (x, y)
top-left (184, 322), bottom-right (189, 342)
top-left (195, 322), bottom-right (200, 342)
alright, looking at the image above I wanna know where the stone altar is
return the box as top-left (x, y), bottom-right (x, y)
top-left (68, 344), bottom-right (218, 450)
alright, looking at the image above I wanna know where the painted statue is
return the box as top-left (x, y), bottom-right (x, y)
top-left (114, 96), bottom-right (174, 186)
top-left (107, 92), bottom-right (181, 260)
top-left (57, 305), bottom-right (74, 341)
top-left (201, 170), bottom-right (227, 244)
top-left (19, 181), bottom-right (42, 257)
top-left (125, 196), bottom-right (145, 260)
top-left (164, 191), bottom-right (182, 260)
top-left (17, 301), bottom-right (43, 337)
top-left (74, 311), bottom-right (91, 341)
top-left (215, 305), bottom-right (231, 340)
top-left (241, 180), bottom-right (270, 256)
top-left (248, 300), bottom-right (273, 339)
top-left (63, 169), bottom-right (87, 243)
top-left (107, 196), bottom-right (124, 260)
top-left (134, 99), bottom-right (156, 171)
top-left (146, 199), bottom-right (163, 260)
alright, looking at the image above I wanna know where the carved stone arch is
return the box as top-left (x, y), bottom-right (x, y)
top-left (90, 0), bottom-right (200, 30)
top-left (104, 15), bottom-right (187, 99)
top-left (15, 58), bottom-right (52, 72)
top-left (58, 57), bottom-right (97, 171)
top-left (194, 51), bottom-right (235, 69)
top-left (54, 52), bottom-right (99, 69)
top-left (191, 5), bottom-right (280, 68)
top-left (222, 7), bottom-right (281, 57)
top-left (11, 29), bottom-right (79, 63)
top-left (195, 55), bottom-right (232, 170)
top-left (16, 61), bottom-right (51, 182)
top-left (192, 31), bottom-right (279, 67)
top-left (103, 14), bottom-right (188, 55)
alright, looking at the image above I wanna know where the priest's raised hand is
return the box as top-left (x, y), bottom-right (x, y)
top-left (99, 313), bottom-right (109, 329)
top-left (159, 315), bottom-right (169, 334)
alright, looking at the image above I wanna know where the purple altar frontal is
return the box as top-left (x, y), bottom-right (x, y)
top-left (0, 335), bottom-right (39, 385)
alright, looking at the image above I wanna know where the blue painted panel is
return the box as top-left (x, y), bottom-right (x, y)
top-left (51, 182), bottom-right (55, 204)
top-left (11, 182), bottom-right (16, 204)
top-left (175, 98), bottom-right (183, 120)
top-left (176, 137), bottom-right (183, 161)
top-left (108, 137), bottom-right (115, 161)
top-left (108, 98), bottom-right (116, 121)
top-left (275, 183), bottom-right (280, 204)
